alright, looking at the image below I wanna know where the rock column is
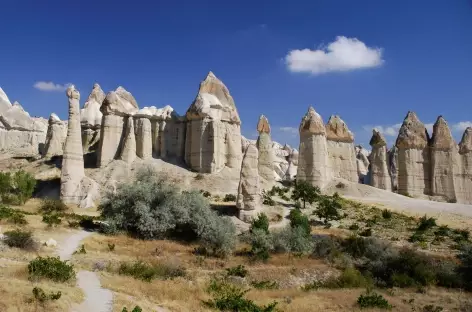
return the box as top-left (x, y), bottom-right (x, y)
top-left (456, 128), bottom-right (472, 203)
top-left (135, 117), bottom-right (153, 159)
top-left (119, 117), bottom-right (136, 163)
top-left (236, 144), bottom-right (261, 222)
top-left (369, 129), bottom-right (392, 191)
top-left (297, 107), bottom-right (331, 188)
top-left (43, 113), bottom-right (67, 158)
top-left (256, 115), bottom-right (275, 183)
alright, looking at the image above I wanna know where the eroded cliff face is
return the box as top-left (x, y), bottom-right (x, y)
top-left (236, 144), bottom-right (261, 222)
top-left (43, 113), bottom-right (67, 158)
top-left (81, 83), bottom-right (105, 153)
top-left (456, 128), bottom-right (472, 203)
top-left (256, 115), bottom-right (276, 183)
top-left (369, 129), bottom-right (391, 191)
top-left (395, 111), bottom-right (431, 197)
top-left (185, 72), bottom-right (242, 173)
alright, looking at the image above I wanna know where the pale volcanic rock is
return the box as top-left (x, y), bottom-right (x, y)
top-left (43, 113), bottom-right (67, 158)
top-left (236, 144), bottom-right (261, 222)
top-left (388, 146), bottom-right (399, 191)
top-left (429, 116), bottom-right (459, 202)
top-left (97, 87), bottom-right (139, 167)
top-left (355, 145), bottom-right (370, 184)
top-left (135, 117), bottom-right (153, 159)
top-left (119, 117), bottom-right (137, 164)
top-left (60, 85), bottom-right (99, 208)
top-left (185, 72), bottom-right (242, 173)
top-left (455, 128), bottom-right (472, 203)
top-left (395, 112), bottom-right (431, 197)
top-left (326, 115), bottom-right (358, 182)
top-left (286, 148), bottom-right (299, 180)
top-left (369, 129), bottom-right (391, 191)
top-left (135, 105), bottom-right (174, 120)
top-left (81, 84), bottom-right (105, 153)
top-left (297, 107), bottom-right (331, 188)
top-left (256, 115), bottom-right (276, 183)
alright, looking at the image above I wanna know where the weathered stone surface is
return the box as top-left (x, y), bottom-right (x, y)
top-left (185, 72), bottom-right (242, 173)
top-left (256, 115), bottom-right (275, 182)
top-left (43, 113), bottom-right (67, 158)
top-left (395, 112), bottom-right (431, 197)
top-left (430, 116), bottom-right (458, 201)
top-left (0, 88), bottom-right (47, 155)
top-left (81, 83), bottom-right (105, 153)
top-left (286, 148), bottom-right (299, 180)
top-left (326, 115), bottom-right (357, 182)
top-left (119, 117), bottom-right (136, 163)
top-left (60, 85), bottom-right (99, 208)
top-left (97, 87), bottom-right (139, 167)
top-left (297, 107), bottom-right (331, 188)
top-left (455, 128), bottom-right (472, 203)
top-left (388, 146), bottom-right (399, 191)
top-left (135, 117), bottom-right (152, 159)
top-left (355, 145), bottom-right (370, 184)
top-left (326, 115), bottom-right (354, 143)
top-left (236, 144), bottom-right (261, 222)
top-left (369, 130), bottom-right (391, 190)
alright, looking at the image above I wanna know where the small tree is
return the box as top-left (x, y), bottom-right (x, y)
top-left (12, 170), bottom-right (36, 205)
top-left (291, 180), bottom-right (321, 209)
top-left (0, 172), bottom-right (12, 200)
top-left (251, 213), bottom-right (269, 234)
top-left (314, 193), bottom-right (343, 225)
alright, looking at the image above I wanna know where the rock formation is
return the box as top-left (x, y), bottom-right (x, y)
top-left (81, 83), bottom-right (105, 153)
top-left (286, 148), bottom-right (299, 180)
top-left (395, 111), bottom-right (431, 197)
top-left (256, 115), bottom-right (275, 183)
top-left (355, 145), bottom-right (370, 184)
top-left (119, 117), bottom-right (137, 164)
top-left (0, 87), bottom-right (48, 156)
top-left (325, 115), bottom-right (358, 182)
top-left (388, 146), bottom-right (398, 191)
top-left (185, 72), bottom-right (242, 173)
top-left (369, 129), bottom-right (391, 190)
top-left (236, 144), bottom-right (261, 222)
top-left (135, 117), bottom-right (153, 159)
top-left (457, 128), bottom-right (472, 203)
top-left (297, 107), bottom-right (331, 188)
top-left (97, 87), bottom-right (139, 167)
top-left (430, 116), bottom-right (458, 202)
top-left (43, 113), bottom-right (67, 158)
top-left (60, 85), bottom-right (99, 208)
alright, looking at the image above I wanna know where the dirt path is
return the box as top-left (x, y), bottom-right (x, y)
top-left (57, 230), bottom-right (113, 312)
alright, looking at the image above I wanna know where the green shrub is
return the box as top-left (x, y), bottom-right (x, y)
top-left (272, 226), bottom-right (314, 255)
top-left (42, 214), bottom-right (62, 227)
top-left (247, 228), bottom-right (273, 261)
top-left (118, 260), bottom-right (186, 282)
top-left (359, 228), bottom-right (372, 237)
top-left (99, 168), bottom-right (236, 257)
top-left (67, 220), bottom-right (80, 228)
top-left (262, 190), bottom-right (275, 206)
top-left (291, 180), bottom-right (320, 209)
top-left (251, 280), bottom-right (279, 289)
top-left (453, 229), bottom-right (470, 243)
top-left (39, 198), bottom-right (67, 214)
top-left (226, 265), bottom-right (248, 278)
top-left (288, 209), bottom-right (310, 235)
top-left (314, 193), bottom-right (343, 225)
top-left (382, 209), bottom-right (392, 219)
top-left (422, 305), bottom-right (444, 312)
top-left (409, 231), bottom-right (427, 243)
top-left (251, 213), bottom-right (269, 234)
top-left (204, 279), bottom-right (278, 312)
top-left (4, 229), bottom-right (37, 250)
top-left (357, 291), bottom-right (392, 309)
top-left (457, 243), bottom-right (472, 290)
top-left (223, 194), bottom-right (237, 202)
top-left (417, 215), bottom-right (437, 232)
top-left (28, 257), bottom-right (75, 282)
top-left (32, 287), bottom-right (61, 303)
top-left (9, 213), bottom-right (27, 225)
top-left (122, 306), bottom-right (142, 312)
top-left (0, 205), bottom-right (27, 224)
top-left (434, 225), bottom-right (450, 237)
top-left (12, 170), bottom-right (36, 205)
top-left (108, 243), bottom-right (116, 251)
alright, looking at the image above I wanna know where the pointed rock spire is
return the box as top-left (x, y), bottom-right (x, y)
top-left (430, 116), bottom-right (455, 149)
top-left (459, 127), bottom-right (472, 154)
top-left (257, 115), bottom-right (271, 134)
top-left (326, 115), bottom-right (354, 143)
top-left (395, 111), bottom-right (429, 149)
top-left (299, 107), bottom-right (326, 135)
top-left (370, 129), bottom-right (387, 147)
top-left (81, 83), bottom-right (105, 128)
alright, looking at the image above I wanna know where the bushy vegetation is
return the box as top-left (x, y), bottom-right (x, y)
top-left (357, 291), bottom-right (392, 309)
top-left (223, 194), bottom-right (237, 202)
top-left (39, 198), bottom-right (68, 214)
top-left (0, 205), bottom-right (27, 224)
top-left (118, 260), bottom-right (186, 282)
top-left (262, 190), bottom-right (275, 206)
top-left (99, 167), bottom-right (236, 257)
top-left (226, 265), bottom-right (248, 278)
top-left (204, 279), bottom-right (278, 312)
top-left (303, 267), bottom-right (372, 290)
top-left (314, 193), bottom-right (343, 225)
top-left (0, 170), bottom-right (36, 205)
top-left (32, 287), bottom-right (62, 304)
top-left (3, 229), bottom-right (38, 250)
top-left (42, 214), bottom-right (62, 227)
top-left (251, 280), bottom-right (279, 290)
top-left (28, 257), bottom-right (75, 282)
top-left (251, 213), bottom-right (269, 234)
top-left (122, 307), bottom-right (142, 312)
top-left (291, 180), bottom-right (320, 209)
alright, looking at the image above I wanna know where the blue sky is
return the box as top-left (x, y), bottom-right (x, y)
top-left (1, 0), bottom-right (472, 148)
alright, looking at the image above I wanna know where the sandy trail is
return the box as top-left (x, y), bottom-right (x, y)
top-left (57, 230), bottom-right (113, 312)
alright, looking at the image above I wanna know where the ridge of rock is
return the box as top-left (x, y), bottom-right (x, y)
top-left (101, 87), bottom-right (139, 116)
top-left (325, 115), bottom-right (354, 142)
top-left (134, 105), bottom-right (175, 120)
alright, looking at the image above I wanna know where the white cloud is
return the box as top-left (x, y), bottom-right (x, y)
top-left (285, 36), bottom-right (384, 75)
top-left (452, 121), bottom-right (472, 132)
top-left (33, 81), bottom-right (70, 92)
top-left (278, 126), bottom-right (298, 135)
top-left (366, 123), bottom-right (401, 137)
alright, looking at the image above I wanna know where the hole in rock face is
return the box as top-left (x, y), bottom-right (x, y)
top-left (33, 178), bottom-right (61, 199)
